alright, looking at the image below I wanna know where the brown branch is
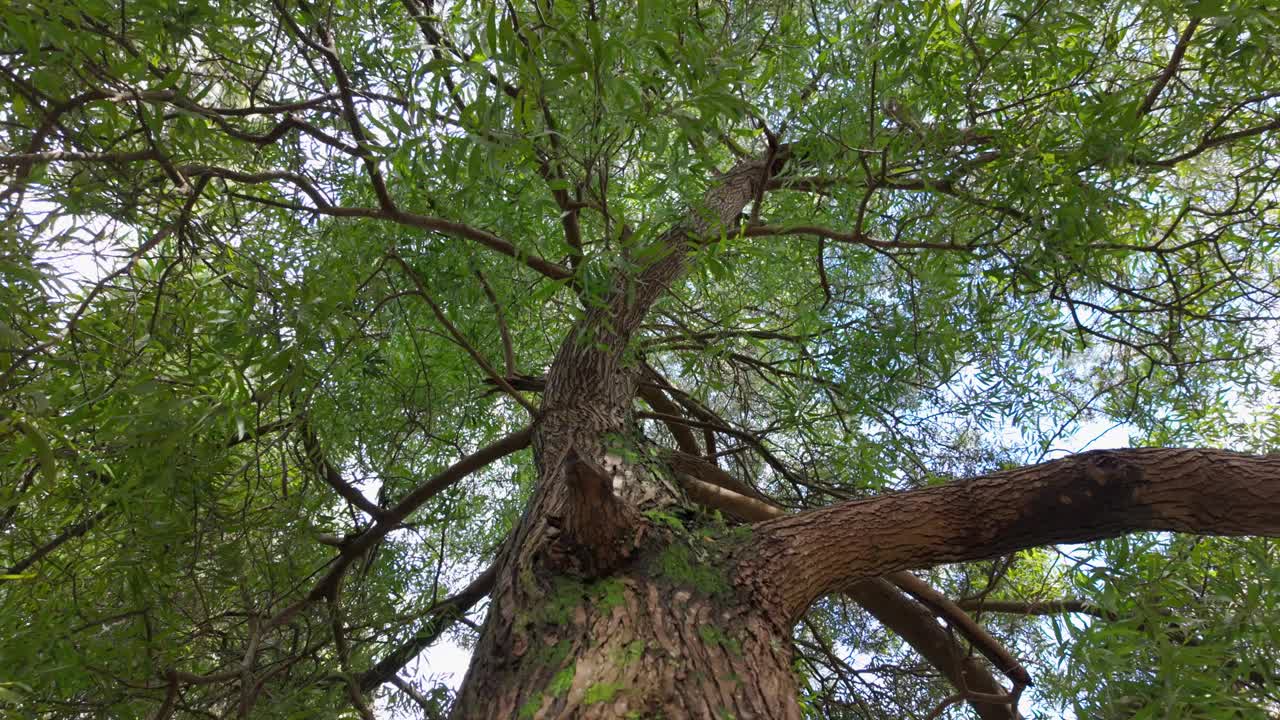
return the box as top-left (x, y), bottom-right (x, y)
top-left (176, 164), bottom-right (572, 280)
top-left (852, 579), bottom-right (1019, 720)
top-left (764, 175), bottom-right (845, 193)
top-left (388, 253), bottom-right (538, 415)
top-left (741, 224), bottom-right (972, 252)
top-left (267, 427), bottom-right (531, 630)
top-left (314, 24), bottom-right (396, 211)
top-left (330, 600), bottom-right (377, 720)
top-left (225, 417), bottom-right (295, 448)
top-left (358, 563), bottom-right (498, 692)
top-left (752, 448), bottom-right (1280, 621)
top-left (0, 149), bottom-right (161, 164)
top-left (637, 386), bottom-right (702, 456)
top-left (150, 671), bottom-right (179, 720)
top-left (816, 237), bottom-right (833, 308)
top-left (891, 572), bottom-right (1033, 688)
top-left (1137, 18), bottom-right (1201, 118)
top-left (681, 476), bottom-right (783, 521)
top-left (474, 270), bottom-right (517, 376)
top-left (1, 225), bottom-right (172, 389)
top-left (390, 676), bottom-right (444, 718)
top-left (300, 421), bottom-right (386, 518)
top-left (956, 598), bottom-right (1111, 618)
top-left (1141, 117), bottom-right (1280, 168)
top-left (636, 409), bottom-right (805, 489)
top-left (680, 476), bottom-right (1019, 720)
top-left (667, 450), bottom-right (771, 504)
top-left (4, 509), bottom-right (106, 576)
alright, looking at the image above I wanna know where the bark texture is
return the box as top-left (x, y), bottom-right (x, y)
top-left (447, 147), bottom-right (1280, 718)
top-left (746, 448), bottom-right (1280, 620)
top-left (451, 544), bottom-right (802, 720)
top-left (452, 156), bottom-right (785, 717)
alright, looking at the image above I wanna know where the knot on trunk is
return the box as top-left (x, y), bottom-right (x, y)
top-left (546, 449), bottom-right (645, 577)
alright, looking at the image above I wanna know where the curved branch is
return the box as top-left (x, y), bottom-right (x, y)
top-left (851, 579), bottom-right (1019, 720)
top-left (388, 253), bottom-right (537, 415)
top-left (300, 420), bottom-right (386, 518)
top-left (474, 270), bottom-right (516, 376)
top-left (890, 572), bottom-right (1032, 688)
top-left (358, 563), bottom-right (497, 693)
top-left (4, 509), bottom-right (107, 575)
top-left (1136, 18), bottom-right (1201, 118)
top-left (175, 164), bottom-right (573, 280)
top-left (750, 448), bottom-right (1280, 620)
top-left (267, 427), bottom-right (531, 629)
top-left (1141, 117), bottom-right (1280, 168)
top-left (681, 476), bottom-right (1020, 720)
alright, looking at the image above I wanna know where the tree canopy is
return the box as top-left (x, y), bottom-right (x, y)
top-left (2, 0), bottom-right (1279, 717)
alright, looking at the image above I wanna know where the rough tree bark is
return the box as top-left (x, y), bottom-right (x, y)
top-left (446, 152), bottom-right (1280, 719)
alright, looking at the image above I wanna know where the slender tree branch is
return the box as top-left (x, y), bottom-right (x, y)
top-left (175, 164), bottom-right (572, 280)
top-left (956, 598), bottom-right (1110, 618)
top-left (313, 24), bottom-right (396, 211)
top-left (741, 224), bottom-right (973, 252)
top-left (474, 270), bottom-right (517, 376)
top-left (1141, 117), bottom-right (1280, 167)
top-left (388, 253), bottom-right (538, 415)
top-left (5, 509), bottom-right (107, 575)
top-left (389, 676), bottom-right (444, 719)
top-left (330, 600), bottom-right (377, 720)
top-left (300, 420), bottom-right (386, 518)
top-left (1136, 18), bottom-right (1201, 118)
top-left (267, 427), bottom-right (531, 630)
top-left (358, 563), bottom-right (498, 692)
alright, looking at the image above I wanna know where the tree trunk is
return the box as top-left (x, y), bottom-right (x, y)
top-left (452, 536), bottom-right (803, 719)
top-left (453, 155), bottom-right (786, 718)
top-left (446, 146), bottom-right (1280, 717)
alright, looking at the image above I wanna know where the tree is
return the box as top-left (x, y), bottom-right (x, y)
top-left (2, 0), bottom-right (1279, 717)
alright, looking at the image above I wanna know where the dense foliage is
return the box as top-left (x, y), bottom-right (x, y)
top-left (2, 0), bottom-right (1278, 717)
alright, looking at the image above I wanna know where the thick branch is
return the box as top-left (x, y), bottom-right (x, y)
top-left (682, 476), bottom-right (1019, 720)
top-left (850, 579), bottom-right (1018, 720)
top-left (890, 572), bottom-right (1032, 688)
top-left (750, 448), bottom-right (1280, 620)
top-left (637, 386), bottom-right (702, 456)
